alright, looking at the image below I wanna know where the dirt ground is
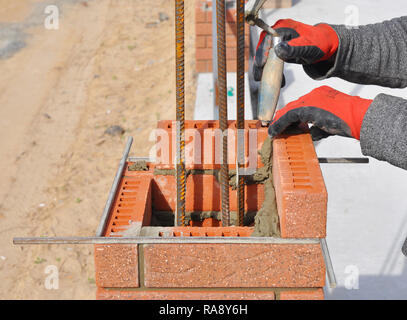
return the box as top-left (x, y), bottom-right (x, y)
top-left (0, 0), bottom-right (196, 299)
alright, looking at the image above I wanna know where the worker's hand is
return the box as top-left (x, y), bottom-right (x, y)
top-left (253, 19), bottom-right (339, 81)
top-left (268, 86), bottom-right (373, 140)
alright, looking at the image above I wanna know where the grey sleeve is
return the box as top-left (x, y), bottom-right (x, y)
top-left (360, 94), bottom-right (407, 170)
top-left (303, 17), bottom-right (407, 88)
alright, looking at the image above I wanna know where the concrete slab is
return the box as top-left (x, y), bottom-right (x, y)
top-left (256, 0), bottom-right (407, 299)
top-left (194, 72), bottom-right (254, 120)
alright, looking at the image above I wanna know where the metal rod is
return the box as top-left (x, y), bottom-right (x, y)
top-left (236, 0), bottom-right (245, 226)
top-left (212, 0), bottom-right (219, 120)
top-left (217, 0), bottom-right (230, 227)
top-left (95, 137), bottom-right (133, 237)
top-left (318, 157), bottom-right (369, 164)
top-left (175, 0), bottom-right (186, 226)
top-left (320, 238), bottom-right (337, 288)
top-left (13, 236), bottom-right (320, 245)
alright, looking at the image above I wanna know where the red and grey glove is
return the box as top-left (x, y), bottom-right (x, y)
top-left (253, 19), bottom-right (339, 81)
top-left (269, 86), bottom-right (373, 141)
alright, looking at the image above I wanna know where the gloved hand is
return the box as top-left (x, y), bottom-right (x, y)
top-left (253, 19), bottom-right (339, 81)
top-left (268, 86), bottom-right (373, 140)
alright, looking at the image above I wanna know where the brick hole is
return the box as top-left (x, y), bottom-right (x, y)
top-left (291, 167), bottom-right (308, 172)
top-left (293, 178), bottom-right (311, 183)
top-left (287, 151), bottom-right (304, 156)
top-left (289, 161), bottom-right (306, 166)
top-left (125, 180), bottom-right (141, 185)
top-left (292, 172), bottom-right (309, 177)
top-left (293, 185), bottom-right (312, 189)
top-left (114, 215), bottom-right (132, 220)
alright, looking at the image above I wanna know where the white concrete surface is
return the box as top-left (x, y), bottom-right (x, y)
top-left (195, 0), bottom-right (407, 299)
top-left (194, 72), bottom-right (254, 120)
top-left (260, 0), bottom-right (407, 300)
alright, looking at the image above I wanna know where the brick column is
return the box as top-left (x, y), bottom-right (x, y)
top-left (94, 120), bottom-right (327, 300)
top-left (195, 0), bottom-right (250, 73)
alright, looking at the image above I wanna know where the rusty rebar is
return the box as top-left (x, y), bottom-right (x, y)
top-left (217, 0), bottom-right (230, 226)
top-left (236, 0), bottom-right (245, 226)
top-left (175, 0), bottom-right (186, 226)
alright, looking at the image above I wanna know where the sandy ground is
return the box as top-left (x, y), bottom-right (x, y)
top-left (0, 0), bottom-right (196, 299)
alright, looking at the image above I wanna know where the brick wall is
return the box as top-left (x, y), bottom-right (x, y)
top-left (195, 0), bottom-right (293, 73)
top-left (94, 121), bottom-right (327, 300)
top-left (195, 0), bottom-right (250, 73)
top-left (95, 243), bottom-right (325, 300)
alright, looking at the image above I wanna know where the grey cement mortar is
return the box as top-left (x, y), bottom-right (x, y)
top-left (251, 137), bottom-right (280, 237)
top-left (128, 160), bottom-right (149, 171)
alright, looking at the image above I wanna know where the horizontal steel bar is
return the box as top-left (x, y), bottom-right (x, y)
top-left (128, 156), bottom-right (155, 162)
top-left (13, 236), bottom-right (321, 245)
top-left (318, 157), bottom-right (369, 164)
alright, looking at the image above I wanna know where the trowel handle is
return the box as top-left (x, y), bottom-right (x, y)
top-left (258, 37), bottom-right (284, 125)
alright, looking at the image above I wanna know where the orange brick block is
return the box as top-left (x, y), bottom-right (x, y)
top-left (273, 132), bottom-right (327, 238)
top-left (97, 288), bottom-right (276, 300)
top-left (152, 173), bottom-right (264, 212)
top-left (94, 244), bottom-right (138, 288)
top-left (195, 0), bottom-right (250, 73)
top-left (280, 288), bottom-right (324, 300)
top-left (170, 226), bottom-right (253, 237)
top-left (196, 60), bottom-right (210, 73)
top-left (103, 175), bottom-right (153, 237)
top-left (154, 120), bottom-right (267, 171)
top-left (143, 243), bottom-right (325, 288)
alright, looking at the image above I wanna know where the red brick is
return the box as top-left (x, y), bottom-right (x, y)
top-left (94, 244), bottom-right (138, 288)
top-left (196, 48), bottom-right (212, 60)
top-left (196, 35), bottom-right (207, 48)
top-left (226, 9), bottom-right (237, 23)
top-left (144, 243), bottom-right (325, 288)
top-left (195, 7), bottom-right (207, 23)
top-left (97, 288), bottom-right (276, 300)
top-left (196, 22), bottom-right (212, 35)
top-left (171, 226), bottom-right (253, 237)
top-left (152, 173), bottom-right (264, 212)
top-left (186, 174), bottom-right (220, 211)
top-left (154, 120), bottom-right (267, 170)
top-left (279, 288), bottom-right (324, 300)
top-left (104, 175), bottom-right (152, 236)
top-left (196, 60), bottom-right (209, 73)
top-left (273, 132), bottom-right (327, 238)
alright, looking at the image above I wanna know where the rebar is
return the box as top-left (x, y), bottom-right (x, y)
top-left (217, 0), bottom-right (230, 226)
top-left (175, 0), bottom-right (186, 226)
top-left (236, 0), bottom-right (245, 226)
top-left (13, 236), bottom-right (320, 245)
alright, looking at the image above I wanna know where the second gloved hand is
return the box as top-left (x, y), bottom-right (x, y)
top-left (268, 86), bottom-right (373, 141)
top-left (254, 19), bottom-right (339, 81)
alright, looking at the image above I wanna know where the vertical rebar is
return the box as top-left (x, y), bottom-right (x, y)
top-left (236, 0), bottom-right (245, 226)
top-left (212, 1), bottom-right (219, 120)
top-left (175, 0), bottom-right (186, 226)
top-left (217, 0), bottom-right (230, 226)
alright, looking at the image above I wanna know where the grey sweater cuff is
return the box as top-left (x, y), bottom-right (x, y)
top-left (360, 94), bottom-right (407, 170)
top-left (302, 24), bottom-right (349, 80)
